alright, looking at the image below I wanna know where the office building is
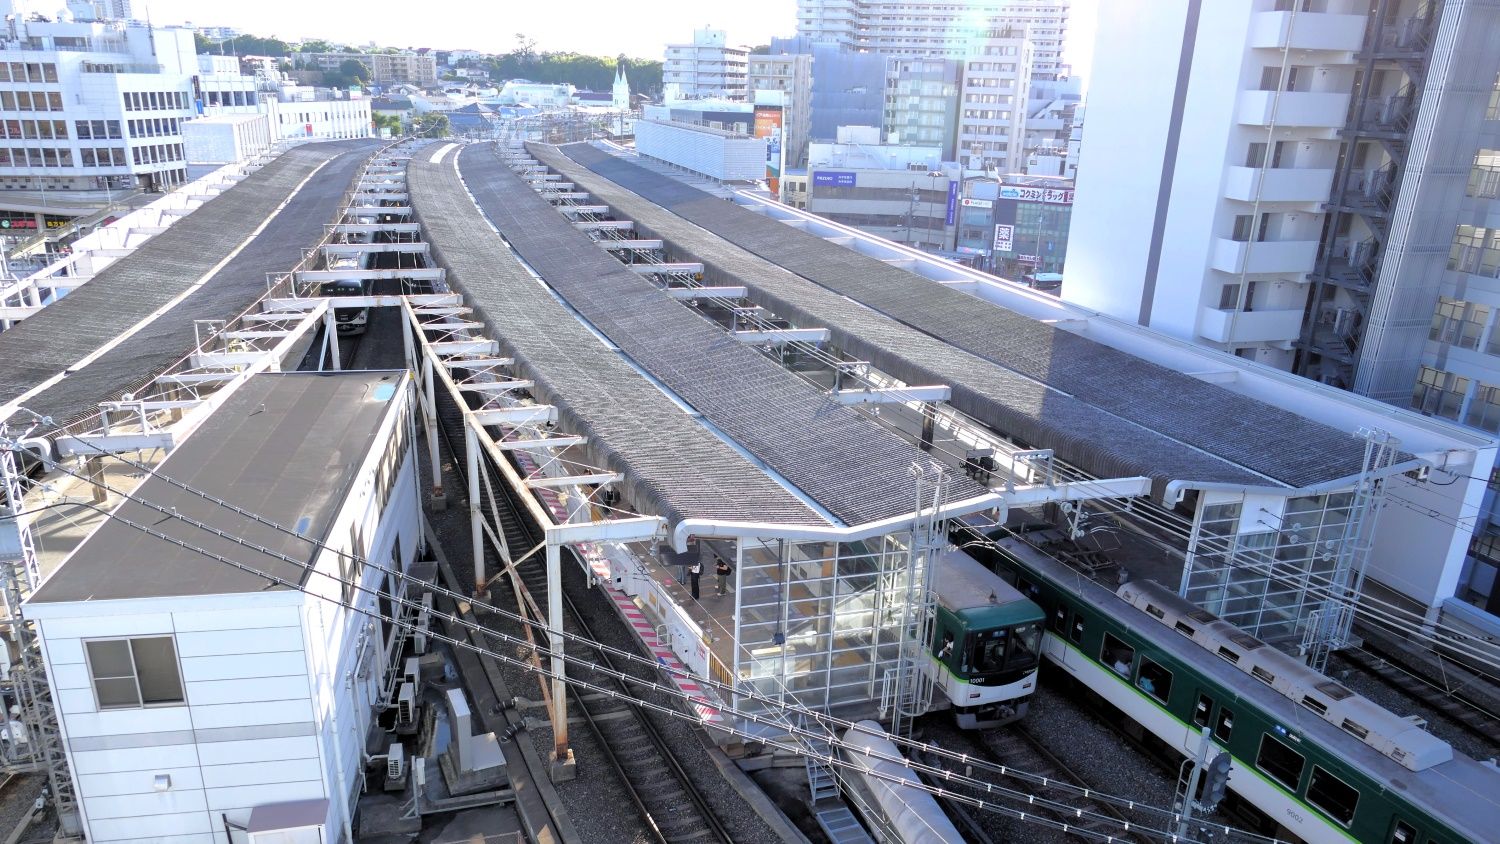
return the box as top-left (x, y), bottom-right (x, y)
top-left (957, 174), bottom-right (1073, 277)
top-left (663, 28), bottom-right (749, 101)
top-left (883, 57), bottom-right (962, 159)
top-left (0, 17), bottom-right (205, 198)
top-left (1065, 0), bottom-right (1500, 615)
top-left (748, 52), bottom-right (811, 167)
top-left (803, 127), bottom-right (960, 251)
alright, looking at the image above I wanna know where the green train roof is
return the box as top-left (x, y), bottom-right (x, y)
top-left (933, 547), bottom-right (1044, 628)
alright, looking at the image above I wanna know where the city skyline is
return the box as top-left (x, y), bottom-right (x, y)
top-left (143, 0), bottom-right (1096, 83)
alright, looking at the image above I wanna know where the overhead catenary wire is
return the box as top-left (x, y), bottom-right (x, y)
top-left (9, 437), bottom-right (1277, 844)
top-left (26, 476), bottom-right (1267, 844)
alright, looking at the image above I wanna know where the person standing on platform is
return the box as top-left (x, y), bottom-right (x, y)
top-left (716, 558), bottom-right (732, 597)
top-left (688, 559), bottom-right (702, 600)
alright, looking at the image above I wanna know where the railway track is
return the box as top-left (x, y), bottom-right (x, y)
top-left (1331, 643), bottom-right (1500, 757)
top-left (918, 718), bottom-right (1159, 844)
top-left (430, 378), bottom-right (732, 844)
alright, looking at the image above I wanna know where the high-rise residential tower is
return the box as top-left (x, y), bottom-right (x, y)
top-left (795, 0), bottom-right (1071, 80)
top-left (1064, 0), bottom-right (1500, 615)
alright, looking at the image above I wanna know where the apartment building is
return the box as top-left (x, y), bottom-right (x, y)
top-left (663, 28), bottom-right (749, 101)
top-left (1065, 0), bottom-right (1500, 616)
top-left (296, 52), bottom-right (437, 87)
top-left (795, 0), bottom-right (1071, 81)
top-left (957, 28), bottom-right (1032, 174)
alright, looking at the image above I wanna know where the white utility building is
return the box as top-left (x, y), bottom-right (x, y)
top-left (24, 371), bottom-right (421, 844)
top-left (634, 119), bottom-right (767, 183)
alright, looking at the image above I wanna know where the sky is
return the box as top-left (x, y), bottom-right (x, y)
top-left (140, 0), bottom-right (1097, 83)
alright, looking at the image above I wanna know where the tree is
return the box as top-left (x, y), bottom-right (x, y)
top-left (214, 35), bottom-right (290, 57)
top-left (339, 59), bottom-right (371, 83)
top-left (372, 112), bottom-right (404, 136)
top-left (411, 112), bottom-right (449, 138)
top-left (298, 39), bottom-right (335, 53)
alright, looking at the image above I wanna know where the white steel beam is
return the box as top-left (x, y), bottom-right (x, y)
top-left (295, 268), bottom-right (445, 283)
top-left (629, 263), bottom-right (703, 275)
top-left (493, 436), bottom-right (587, 452)
top-left (600, 239), bottom-right (664, 251)
top-left (832, 385), bottom-right (952, 405)
top-left (560, 205), bottom-right (609, 216)
top-left (733, 328), bottom-right (831, 344)
top-left (1002, 477), bottom-right (1153, 504)
top-left (431, 339), bottom-right (499, 357)
top-left (472, 405), bottom-right (557, 427)
top-left (546, 192), bottom-right (590, 201)
top-left (330, 222), bottom-right (422, 235)
top-left (545, 517), bottom-right (663, 545)
top-left (55, 432), bottom-right (173, 456)
top-left (667, 286), bottom-right (746, 300)
top-left (322, 242), bottom-right (430, 255)
top-left (459, 380), bottom-right (535, 394)
top-left (524, 473), bottom-right (621, 490)
top-left (445, 357), bottom-right (514, 369)
top-left (573, 220), bottom-right (633, 231)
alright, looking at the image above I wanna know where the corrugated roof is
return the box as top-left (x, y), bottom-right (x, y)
top-left (549, 142), bottom-right (1377, 492)
top-left (408, 147), bottom-right (826, 528)
top-left (0, 139), bottom-right (379, 427)
top-left (456, 147), bottom-right (978, 525)
top-left (29, 372), bottom-right (400, 603)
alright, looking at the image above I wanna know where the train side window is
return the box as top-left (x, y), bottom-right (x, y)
top-left (1388, 821), bottom-right (1418, 844)
top-left (1069, 616), bottom-right (1084, 644)
top-left (1136, 657), bottom-right (1172, 703)
top-left (1050, 605), bottom-right (1067, 634)
top-left (1255, 734), bottom-right (1305, 791)
top-left (1192, 693), bottom-right (1213, 728)
top-left (1214, 707), bottom-right (1234, 742)
top-left (1101, 633), bottom-right (1134, 676)
top-left (1306, 765), bottom-right (1358, 828)
top-left (1016, 576), bottom-right (1041, 601)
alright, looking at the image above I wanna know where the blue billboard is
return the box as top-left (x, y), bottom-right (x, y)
top-left (813, 171), bottom-right (857, 187)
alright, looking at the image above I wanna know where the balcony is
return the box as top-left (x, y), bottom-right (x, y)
top-left (1249, 11), bottom-right (1366, 53)
top-left (1210, 238), bottom-right (1319, 275)
top-left (1198, 306), bottom-right (1306, 344)
top-left (1223, 166), bottom-right (1334, 204)
top-left (1237, 90), bottom-right (1350, 128)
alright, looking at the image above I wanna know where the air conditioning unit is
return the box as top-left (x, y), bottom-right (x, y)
top-left (403, 656), bottom-right (419, 691)
top-left (396, 682), bottom-right (417, 729)
top-left (387, 743), bottom-right (406, 781)
top-left (414, 593), bottom-right (433, 655)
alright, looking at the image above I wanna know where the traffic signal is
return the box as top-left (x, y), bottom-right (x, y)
top-left (1202, 751), bottom-right (1232, 806)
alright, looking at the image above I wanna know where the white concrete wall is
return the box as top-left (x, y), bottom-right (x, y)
top-left (635, 120), bottom-right (767, 182)
top-left (1151, 3), bottom-right (1255, 341)
top-left (1064, 0), bottom-right (1190, 323)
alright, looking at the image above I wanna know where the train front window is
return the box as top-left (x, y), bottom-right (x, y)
top-left (971, 628), bottom-right (1008, 674)
top-left (1007, 623), bottom-right (1041, 670)
top-left (969, 623), bottom-right (1042, 675)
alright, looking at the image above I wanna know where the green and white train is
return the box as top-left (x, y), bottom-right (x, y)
top-left (965, 529), bottom-right (1500, 844)
top-left (923, 547), bottom-right (1045, 729)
